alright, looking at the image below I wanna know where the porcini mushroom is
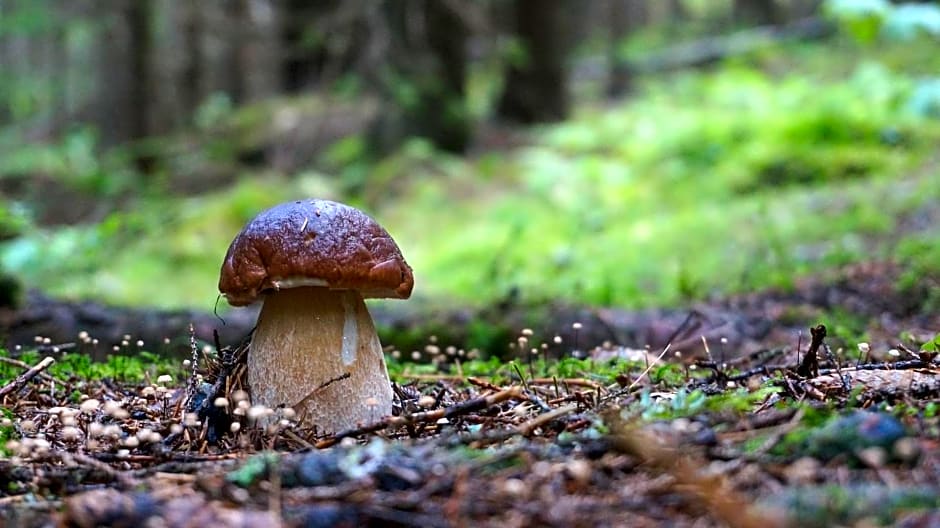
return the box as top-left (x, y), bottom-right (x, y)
top-left (218, 199), bottom-right (413, 433)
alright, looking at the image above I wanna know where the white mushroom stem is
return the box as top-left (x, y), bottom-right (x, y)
top-left (248, 286), bottom-right (393, 433)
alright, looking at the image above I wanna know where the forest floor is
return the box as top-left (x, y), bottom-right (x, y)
top-left (1, 261), bottom-right (939, 527)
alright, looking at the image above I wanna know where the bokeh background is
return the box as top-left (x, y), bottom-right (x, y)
top-left (0, 0), bottom-right (937, 335)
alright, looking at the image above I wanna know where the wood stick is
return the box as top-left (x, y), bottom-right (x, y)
top-left (316, 386), bottom-right (524, 449)
top-left (0, 356), bottom-right (56, 398)
top-left (0, 355), bottom-right (61, 385)
top-left (516, 403), bottom-right (578, 436)
top-left (403, 373), bottom-right (602, 389)
top-left (56, 451), bottom-right (139, 490)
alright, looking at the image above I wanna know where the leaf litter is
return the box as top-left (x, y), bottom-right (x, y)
top-left (2, 265), bottom-right (940, 527)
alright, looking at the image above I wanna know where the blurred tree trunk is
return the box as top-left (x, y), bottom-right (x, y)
top-left (242, 0), bottom-right (283, 102)
top-left (94, 0), bottom-right (153, 147)
top-left (388, 0), bottom-right (470, 152)
top-left (785, 0), bottom-right (823, 20)
top-left (733, 0), bottom-right (779, 25)
top-left (281, 0), bottom-right (320, 92)
top-left (497, 0), bottom-right (570, 124)
top-left (179, 0), bottom-right (203, 122)
top-left (127, 0), bottom-right (152, 140)
top-left (420, 0), bottom-right (470, 152)
top-left (607, 0), bottom-right (634, 98)
top-left (281, 0), bottom-right (311, 92)
top-left (357, 1), bottom-right (471, 154)
top-left (221, 0), bottom-right (248, 104)
top-left (667, 0), bottom-right (687, 21)
top-left (626, 0), bottom-right (649, 28)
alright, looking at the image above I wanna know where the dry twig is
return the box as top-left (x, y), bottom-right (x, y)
top-left (316, 386), bottom-right (524, 448)
top-left (0, 356), bottom-right (56, 398)
top-left (516, 403), bottom-right (579, 436)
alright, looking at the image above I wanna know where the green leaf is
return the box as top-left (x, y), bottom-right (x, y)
top-left (921, 333), bottom-right (940, 353)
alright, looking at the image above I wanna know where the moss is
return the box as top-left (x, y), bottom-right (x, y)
top-left (0, 349), bottom-right (183, 385)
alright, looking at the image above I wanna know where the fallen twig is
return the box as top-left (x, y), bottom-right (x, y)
top-left (0, 356), bottom-right (56, 398)
top-left (316, 386), bottom-right (524, 448)
top-left (403, 373), bottom-right (603, 390)
top-left (805, 368), bottom-right (940, 400)
top-left (0, 355), bottom-right (63, 385)
top-left (55, 451), bottom-right (139, 490)
top-left (516, 403), bottom-right (579, 436)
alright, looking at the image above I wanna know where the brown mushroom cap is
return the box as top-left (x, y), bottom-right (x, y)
top-left (219, 199), bottom-right (414, 306)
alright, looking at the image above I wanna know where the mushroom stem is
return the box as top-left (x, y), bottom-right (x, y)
top-left (248, 286), bottom-right (393, 433)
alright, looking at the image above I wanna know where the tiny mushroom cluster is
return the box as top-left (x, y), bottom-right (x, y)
top-left (218, 199), bottom-right (414, 434)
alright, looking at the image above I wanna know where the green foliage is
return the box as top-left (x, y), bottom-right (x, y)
top-left (0, 407), bottom-right (15, 455)
top-left (0, 203), bottom-right (29, 241)
top-left (0, 127), bottom-right (134, 196)
top-left (825, 0), bottom-right (890, 43)
top-left (636, 385), bottom-right (781, 422)
top-left (907, 78), bottom-right (940, 119)
top-left (780, 484), bottom-right (940, 527)
top-left (226, 452), bottom-right (280, 487)
top-left (819, 309), bottom-right (870, 352)
top-left (826, 0), bottom-right (940, 43)
top-left (194, 93), bottom-right (235, 131)
top-left (895, 234), bottom-right (940, 313)
top-left (704, 386), bottom-right (782, 414)
top-left (772, 410), bottom-right (907, 462)
top-left (3, 40), bottom-right (940, 312)
top-left (455, 356), bottom-right (507, 378)
top-left (921, 333), bottom-right (940, 354)
top-left (637, 388), bottom-right (707, 420)
top-left (882, 4), bottom-right (940, 41)
top-left (0, 349), bottom-right (183, 384)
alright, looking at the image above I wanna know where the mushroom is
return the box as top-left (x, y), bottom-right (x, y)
top-left (218, 199), bottom-right (413, 433)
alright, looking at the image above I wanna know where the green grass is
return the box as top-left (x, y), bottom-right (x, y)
top-left (0, 348), bottom-right (184, 385)
top-left (2, 40), bottom-right (940, 312)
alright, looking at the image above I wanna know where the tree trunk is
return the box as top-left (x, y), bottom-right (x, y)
top-left (497, 0), bottom-right (571, 124)
top-left (221, 0), bottom-right (248, 104)
top-left (126, 0), bottom-right (152, 140)
top-left (242, 0), bottom-right (283, 102)
top-left (407, 0), bottom-right (470, 152)
top-left (94, 2), bottom-right (132, 147)
top-left (366, 0), bottom-right (470, 154)
top-left (666, 0), bottom-right (687, 21)
top-left (178, 0), bottom-right (203, 122)
top-left (607, 0), bottom-right (633, 98)
top-left (733, 0), bottom-right (779, 26)
top-left (281, 0), bottom-right (322, 92)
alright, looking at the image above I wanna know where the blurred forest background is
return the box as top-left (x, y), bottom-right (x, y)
top-left (0, 0), bottom-right (938, 333)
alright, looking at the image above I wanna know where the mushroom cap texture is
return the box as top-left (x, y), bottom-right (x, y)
top-left (219, 199), bottom-right (414, 306)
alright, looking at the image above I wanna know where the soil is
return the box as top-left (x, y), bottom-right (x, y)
top-left (1, 261), bottom-right (939, 527)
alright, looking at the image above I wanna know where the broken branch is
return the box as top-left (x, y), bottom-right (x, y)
top-left (316, 386), bottom-right (524, 448)
top-left (0, 356), bottom-right (56, 398)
